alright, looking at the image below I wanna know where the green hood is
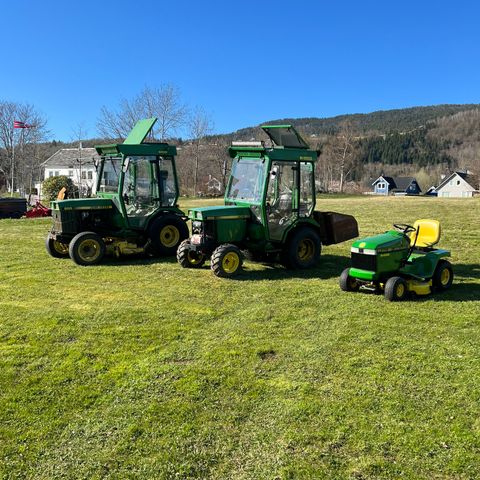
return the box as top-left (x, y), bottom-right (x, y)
top-left (188, 205), bottom-right (251, 221)
top-left (352, 231), bottom-right (408, 252)
top-left (52, 198), bottom-right (114, 211)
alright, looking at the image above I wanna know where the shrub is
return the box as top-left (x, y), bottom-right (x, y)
top-left (42, 176), bottom-right (78, 201)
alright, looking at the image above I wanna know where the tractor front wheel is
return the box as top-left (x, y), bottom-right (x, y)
top-left (45, 233), bottom-right (69, 258)
top-left (211, 244), bottom-right (243, 278)
top-left (384, 276), bottom-right (408, 301)
top-left (149, 215), bottom-right (189, 256)
top-left (339, 268), bottom-right (359, 292)
top-left (282, 228), bottom-right (321, 269)
top-left (432, 260), bottom-right (454, 291)
top-left (177, 239), bottom-right (206, 268)
top-left (69, 231), bottom-right (106, 266)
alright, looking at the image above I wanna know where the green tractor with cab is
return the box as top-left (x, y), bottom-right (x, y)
top-left (177, 125), bottom-right (358, 277)
top-left (339, 219), bottom-right (454, 301)
top-left (45, 118), bottom-right (188, 265)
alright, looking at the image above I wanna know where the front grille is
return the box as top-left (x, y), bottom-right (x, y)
top-left (351, 252), bottom-right (376, 271)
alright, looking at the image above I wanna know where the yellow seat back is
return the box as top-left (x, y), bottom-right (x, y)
top-left (410, 219), bottom-right (441, 248)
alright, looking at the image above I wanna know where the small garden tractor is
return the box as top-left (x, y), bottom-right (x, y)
top-left (177, 125), bottom-right (358, 277)
top-left (45, 118), bottom-right (188, 265)
top-left (339, 219), bottom-right (454, 301)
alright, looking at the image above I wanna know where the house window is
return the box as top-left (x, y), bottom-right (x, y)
top-left (87, 171), bottom-right (93, 180)
top-left (377, 182), bottom-right (386, 189)
top-left (54, 171), bottom-right (59, 176)
top-left (49, 171), bottom-right (54, 177)
top-left (81, 171), bottom-right (87, 180)
top-left (457, 180), bottom-right (461, 185)
top-left (68, 170), bottom-right (73, 177)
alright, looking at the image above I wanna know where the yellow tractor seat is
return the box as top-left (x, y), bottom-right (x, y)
top-left (409, 219), bottom-right (441, 248)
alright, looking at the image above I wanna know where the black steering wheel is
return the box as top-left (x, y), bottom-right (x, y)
top-left (393, 223), bottom-right (416, 235)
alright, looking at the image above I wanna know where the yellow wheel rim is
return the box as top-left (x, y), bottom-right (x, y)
top-left (78, 239), bottom-right (101, 263)
top-left (396, 283), bottom-right (405, 297)
top-left (440, 268), bottom-right (450, 286)
top-left (187, 250), bottom-right (204, 265)
top-left (298, 239), bottom-right (315, 261)
top-left (222, 252), bottom-right (240, 274)
top-left (160, 225), bottom-right (180, 248)
top-left (53, 240), bottom-right (69, 255)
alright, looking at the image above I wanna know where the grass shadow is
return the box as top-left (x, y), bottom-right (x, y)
top-left (101, 255), bottom-right (178, 267)
top-left (235, 254), bottom-right (350, 281)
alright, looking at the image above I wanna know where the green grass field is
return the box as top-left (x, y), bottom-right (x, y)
top-left (1, 196), bottom-right (479, 479)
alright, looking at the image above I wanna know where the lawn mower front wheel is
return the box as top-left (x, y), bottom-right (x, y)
top-left (384, 276), bottom-right (408, 301)
top-left (339, 268), bottom-right (360, 292)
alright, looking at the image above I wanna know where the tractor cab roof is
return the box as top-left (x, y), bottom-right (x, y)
top-left (95, 117), bottom-right (177, 157)
top-left (228, 124), bottom-right (317, 162)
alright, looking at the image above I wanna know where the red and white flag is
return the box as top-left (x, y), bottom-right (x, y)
top-left (14, 120), bottom-right (33, 129)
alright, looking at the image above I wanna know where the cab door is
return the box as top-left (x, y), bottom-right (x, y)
top-left (265, 161), bottom-right (298, 242)
top-left (122, 156), bottom-right (160, 228)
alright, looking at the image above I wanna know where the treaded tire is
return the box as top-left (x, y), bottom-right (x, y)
top-left (384, 276), bottom-right (408, 301)
top-left (149, 215), bottom-right (189, 256)
top-left (432, 260), bottom-right (454, 291)
top-left (339, 268), bottom-right (359, 292)
top-left (45, 233), bottom-right (69, 258)
top-left (69, 231), bottom-right (106, 266)
top-left (282, 227), bottom-right (321, 269)
top-left (177, 239), bottom-right (206, 268)
top-left (211, 244), bottom-right (243, 278)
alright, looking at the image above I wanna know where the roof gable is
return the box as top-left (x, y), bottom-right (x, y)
top-left (42, 148), bottom-right (100, 168)
top-left (436, 171), bottom-right (477, 191)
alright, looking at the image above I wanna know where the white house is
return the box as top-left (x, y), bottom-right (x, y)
top-left (436, 171), bottom-right (478, 198)
top-left (40, 147), bottom-right (101, 196)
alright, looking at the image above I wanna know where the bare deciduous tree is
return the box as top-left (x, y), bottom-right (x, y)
top-left (188, 107), bottom-right (214, 195)
top-left (97, 84), bottom-right (188, 141)
top-left (0, 100), bottom-right (49, 194)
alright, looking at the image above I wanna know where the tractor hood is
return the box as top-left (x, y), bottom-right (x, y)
top-left (188, 205), bottom-right (251, 221)
top-left (51, 197), bottom-right (115, 211)
top-left (351, 231), bottom-right (408, 254)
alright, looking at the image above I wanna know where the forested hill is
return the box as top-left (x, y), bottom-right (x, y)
top-left (230, 104), bottom-right (480, 138)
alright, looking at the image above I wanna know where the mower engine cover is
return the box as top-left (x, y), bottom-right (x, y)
top-left (349, 230), bottom-right (410, 281)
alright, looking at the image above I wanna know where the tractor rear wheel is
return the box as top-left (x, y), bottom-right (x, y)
top-left (69, 231), bottom-right (106, 266)
top-left (177, 239), bottom-right (206, 268)
top-left (339, 268), bottom-right (359, 292)
top-left (432, 260), bottom-right (454, 291)
top-left (45, 233), bottom-right (69, 258)
top-left (282, 228), bottom-right (321, 269)
top-left (211, 244), bottom-right (243, 278)
top-left (149, 215), bottom-right (189, 256)
top-left (384, 276), bottom-right (408, 301)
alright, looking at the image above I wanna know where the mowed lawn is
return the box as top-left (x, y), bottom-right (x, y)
top-left (0, 196), bottom-right (479, 479)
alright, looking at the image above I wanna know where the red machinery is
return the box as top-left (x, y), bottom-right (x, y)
top-left (26, 201), bottom-right (52, 218)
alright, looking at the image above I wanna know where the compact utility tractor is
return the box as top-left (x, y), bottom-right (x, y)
top-left (45, 118), bottom-right (188, 265)
top-left (177, 125), bottom-right (358, 277)
top-left (339, 219), bottom-right (454, 301)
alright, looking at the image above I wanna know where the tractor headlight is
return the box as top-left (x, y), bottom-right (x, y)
top-left (192, 221), bottom-right (203, 234)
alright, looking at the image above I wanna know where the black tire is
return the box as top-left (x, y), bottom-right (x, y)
top-left (69, 231), bottom-right (106, 266)
top-left (282, 227), bottom-right (321, 269)
top-left (339, 268), bottom-right (359, 292)
top-left (149, 215), bottom-right (189, 256)
top-left (211, 244), bottom-right (243, 278)
top-left (45, 233), bottom-right (69, 258)
top-left (177, 239), bottom-right (206, 268)
top-left (384, 276), bottom-right (408, 301)
top-left (432, 260), bottom-right (454, 291)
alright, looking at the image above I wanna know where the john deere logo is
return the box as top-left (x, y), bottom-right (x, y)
top-left (359, 242), bottom-right (366, 248)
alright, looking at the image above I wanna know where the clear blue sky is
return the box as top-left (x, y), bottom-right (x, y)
top-left (1, 0), bottom-right (479, 141)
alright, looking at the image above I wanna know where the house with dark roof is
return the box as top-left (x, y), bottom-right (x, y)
top-left (371, 175), bottom-right (422, 195)
top-left (435, 171), bottom-right (478, 198)
top-left (40, 147), bottom-right (101, 196)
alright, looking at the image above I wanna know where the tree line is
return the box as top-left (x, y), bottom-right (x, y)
top-left (1, 90), bottom-right (479, 197)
